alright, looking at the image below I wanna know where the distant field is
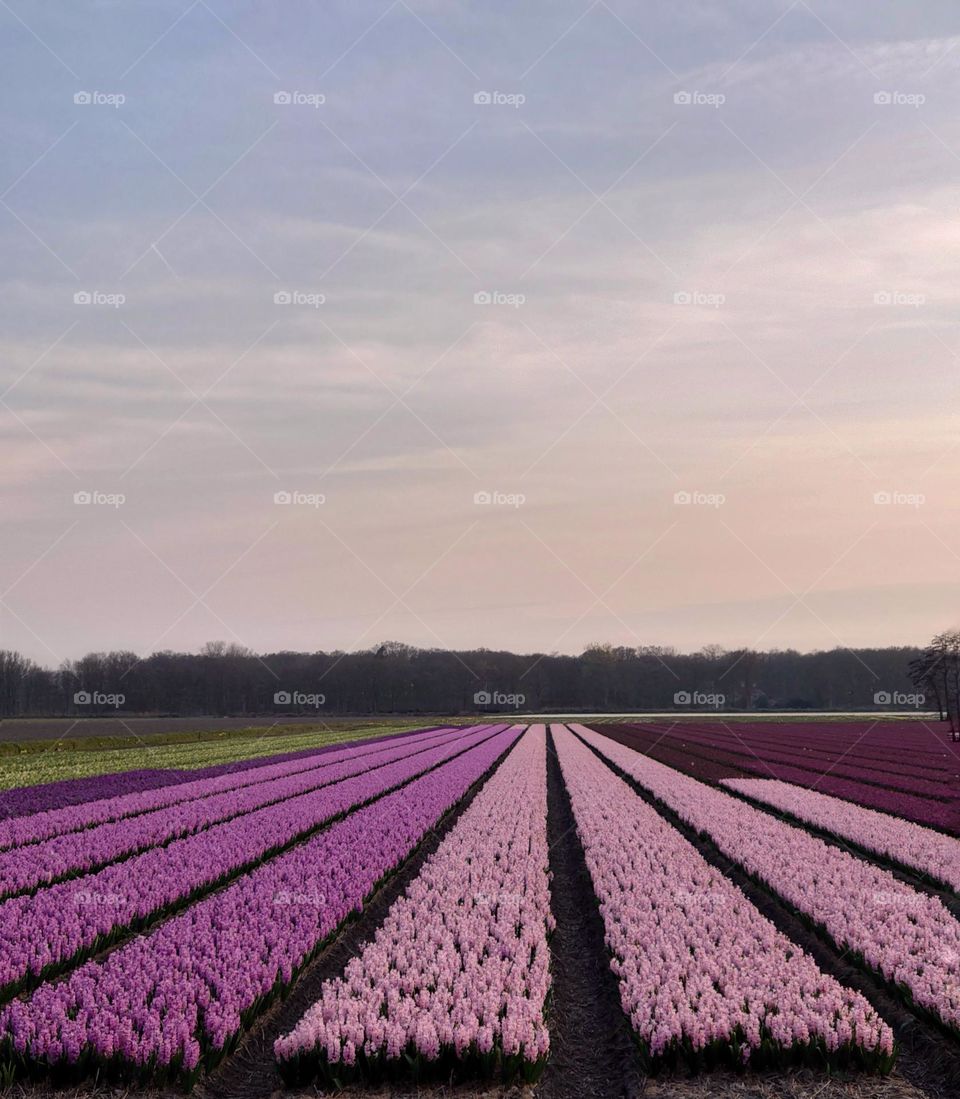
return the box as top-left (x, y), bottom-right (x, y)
top-left (0, 718), bottom-right (434, 791)
top-left (0, 713), bottom-right (435, 744)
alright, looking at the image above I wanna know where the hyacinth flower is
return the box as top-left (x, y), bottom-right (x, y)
top-left (275, 726), bottom-right (553, 1086)
top-left (573, 722), bottom-right (960, 1040)
top-left (0, 727), bottom-right (522, 1088)
top-left (553, 725), bottom-right (896, 1074)
top-left (0, 725), bottom-right (507, 1003)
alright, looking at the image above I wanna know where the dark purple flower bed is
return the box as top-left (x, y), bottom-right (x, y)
top-left (600, 723), bottom-right (960, 835)
top-left (0, 726), bottom-right (440, 822)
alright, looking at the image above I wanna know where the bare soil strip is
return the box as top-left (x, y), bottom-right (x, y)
top-left (536, 729), bottom-right (644, 1099)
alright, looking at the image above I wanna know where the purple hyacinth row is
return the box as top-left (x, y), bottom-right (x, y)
top-left (0, 726), bottom-right (445, 824)
top-left (0, 725), bottom-right (457, 852)
top-left (576, 724), bottom-right (960, 1035)
top-left (552, 727), bottom-right (894, 1071)
top-left (0, 725), bottom-right (506, 999)
top-left (721, 778), bottom-right (960, 893)
top-left (275, 725), bottom-right (553, 1085)
top-left (0, 726), bottom-right (522, 1085)
top-left (0, 727), bottom-right (469, 898)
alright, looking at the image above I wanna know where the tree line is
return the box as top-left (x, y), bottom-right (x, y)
top-left (0, 640), bottom-right (931, 717)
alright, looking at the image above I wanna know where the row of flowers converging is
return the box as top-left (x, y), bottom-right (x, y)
top-left (636, 724), bottom-right (955, 800)
top-left (646, 719), bottom-right (952, 767)
top-left (0, 726), bottom-right (522, 1086)
top-left (274, 725), bottom-right (554, 1086)
top-left (0, 726), bottom-right (470, 899)
top-left (0, 725), bottom-right (506, 1001)
top-left (628, 731), bottom-right (958, 833)
top-left (0, 724), bottom-right (456, 851)
top-left (720, 778), bottom-right (960, 894)
top-left (572, 724), bottom-right (960, 1036)
top-left (551, 726), bottom-right (895, 1072)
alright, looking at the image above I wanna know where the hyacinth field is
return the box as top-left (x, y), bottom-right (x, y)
top-left (0, 720), bottom-right (958, 1098)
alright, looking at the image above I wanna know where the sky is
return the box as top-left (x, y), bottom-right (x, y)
top-left (2, 0), bottom-right (959, 666)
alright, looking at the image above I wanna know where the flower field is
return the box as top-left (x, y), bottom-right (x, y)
top-left (0, 718), bottom-right (958, 1095)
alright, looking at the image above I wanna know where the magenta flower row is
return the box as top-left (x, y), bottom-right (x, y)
top-left (274, 725), bottom-right (553, 1084)
top-left (0, 727), bottom-right (522, 1085)
top-left (0, 726), bottom-right (472, 899)
top-left (575, 724), bottom-right (960, 1035)
top-left (0, 725), bottom-right (505, 999)
top-left (553, 727), bottom-right (894, 1071)
top-left (0, 724), bottom-right (459, 853)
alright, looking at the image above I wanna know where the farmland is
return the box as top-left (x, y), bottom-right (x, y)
top-left (0, 720), bottom-right (958, 1099)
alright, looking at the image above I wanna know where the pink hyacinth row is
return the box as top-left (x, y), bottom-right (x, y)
top-left (0, 726), bottom-right (522, 1084)
top-left (0, 725), bottom-right (473, 899)
top-left (551, 726), bottom-right (894, 1070)
top-left (274, 725), bottom-right (553, 1084)
top-left (0, 725), bottom-right (506, 998)
top-left (573, 724), bottom-right (960, 1034)
top-left (0, 725), bottom-right (456, 852)
top-left (720, 778), bottom-right (960, 894)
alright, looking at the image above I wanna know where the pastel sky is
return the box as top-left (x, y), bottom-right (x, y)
top-left (2, 1), bottom-right (959, 665)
